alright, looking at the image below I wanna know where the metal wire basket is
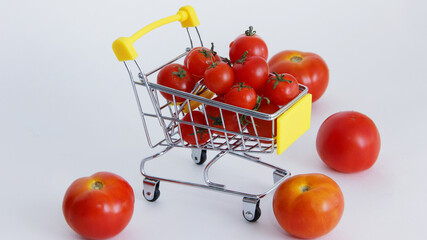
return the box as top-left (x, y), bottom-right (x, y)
top-left (113, 5), bottom-right (312, 222)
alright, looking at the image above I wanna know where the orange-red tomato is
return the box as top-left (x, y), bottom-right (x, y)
top-left (268, 50), bottom-right (329, 102)
top-left (273, 173), bottom-right (344, 239)
top-left (63, 172), bottom-right (134, 240)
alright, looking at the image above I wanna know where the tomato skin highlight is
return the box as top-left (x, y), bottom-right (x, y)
top-left (63, 172), bottom-right (135, 240)
top-left (157, 63), bottom-right (195, 102)
top-left (273, 173), bottom-right (344, 239)
top-left (316, 111), bottom-right (381, 173)
top-left (268, 50), bottom-right (329, 102)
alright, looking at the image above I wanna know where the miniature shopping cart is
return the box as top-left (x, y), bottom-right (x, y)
top-left (112, 6), bottom-right (312, 222)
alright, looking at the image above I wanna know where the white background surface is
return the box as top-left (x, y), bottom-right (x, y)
top-left (1, 0), bottom-right (426, 239)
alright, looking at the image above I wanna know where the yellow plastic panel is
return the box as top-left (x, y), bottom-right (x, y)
top-left (276, 94), bottom-right (312, 155)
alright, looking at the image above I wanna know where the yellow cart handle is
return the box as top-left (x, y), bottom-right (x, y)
top-left (113, 5), bottom-right (200, 61)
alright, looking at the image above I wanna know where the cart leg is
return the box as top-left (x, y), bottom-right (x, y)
top-left (273, 169), bottom-right (289, 184)
top-left (242, 197), bottom-right (261, 222)
top-left (143, 178), bottom-right (160, 202)
top-left (191, 149), bottom-right (207, 165)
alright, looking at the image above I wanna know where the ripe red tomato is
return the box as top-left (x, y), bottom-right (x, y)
top-left (184, 46), bottom-right (221, 78)
top-left (232, 51), bottom-right (269, 90)
top-left (229, 26), bottom-right (268, 63)
top-left (204, 61), bottom-right (234, 95)
top-left (180, 111), bottom-right (210, 145)
top-left (273, 173), bottom-right (344, 239)
top-left (63, 172), bottom-right (134, 240)
top-left (316, 111), bottom-right (381, 173)
top-left (205, 97), bottom-right (241, 135)
top-left (263, 73), bottom-right (299, 106)
top-left (224, 83), bottom-right (258, 110)
top-left (268, 50), bottom-right (329, 102)
top-left (247, 99), bottom-right (280, 142)
top-left (157, 63), bottom-right (195, 102)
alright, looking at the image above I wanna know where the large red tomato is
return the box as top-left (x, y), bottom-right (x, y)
top-left (268, 50), bottom-right (329, 102)
top-left (229, 26), bottom-right (268, 63)
top-left (273, 173), bottom-right (344, 239)
top-left (63, 172), bottom-right (135, 240)
top-left (157, 63), bottom-right (195, 102)
top-left (316, 111), bottom-right (381, 173)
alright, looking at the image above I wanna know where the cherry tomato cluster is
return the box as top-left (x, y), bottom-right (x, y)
top-left (156, 26), bottom-right (304, 145)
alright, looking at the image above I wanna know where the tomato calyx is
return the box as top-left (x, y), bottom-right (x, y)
top-left (188, 127), bottom-right (209, 140)
top-left (290, 55), bottom-right (303, 63)
top-left (197, 42), bottom-right (217, 58)
top-left (301, 185), bottom-right (311, 193)
top-left (253, 96), bottom-right (270, 111)
top-left (233, 82), bottom-right (253, 91)
top-left (238, 114), bottom-right (250, 127)
top-left (210, 42), bottom-right (218, 57)
top-left (172, 66), bottom-right (187, 79)
top-left (244, 26), bottom-right (256, 36)
top-left (207, 55), bottom-right (220, 69)
top-left (268, 72), bottom-right (293, 89)
top-left (207, 114), bottom-right (223, 126)
top-left (235, 51), bottom-right (248, 64)
top-left (221, 57), bottom-right (232, 67)
top-left (91, 180), bottom-right (104, 190)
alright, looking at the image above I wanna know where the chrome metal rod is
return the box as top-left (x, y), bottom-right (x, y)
top-left (203, 151), bottom-right (228, 188)
top-left (124, 61), bottom-right (154, 148)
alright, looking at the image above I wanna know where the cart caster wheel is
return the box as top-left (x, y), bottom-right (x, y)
top-left (242, 197), bottom-right (261, 222)
top-left (143, 178), bottom-right (160, 202)
top-left (191, 149), bottom-right (207, 165)
top-left (143, 188), bottom-right (160, 202)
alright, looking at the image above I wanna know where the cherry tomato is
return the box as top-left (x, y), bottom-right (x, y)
top-left (184, 45), bottom-right (221, 78)
top-left (204, 61), bottom-right (234, 95)
top-left (224, 83), bottom-right (258, 110)
top-left (232, 51), bottom-right (269, 90)
top-left (157, 63), bottom-right (195, 102)
top-left (263, 73), bottom-right (299, 106)
top-left (316, 111), bottom-right (381, 173)
top-left (273, 173), bottom-right (344, 239)
top-left (205, 96), bottom-right (241, 135)
top-left (229, 26), bottom-right (268, 63)
top-left (247, 99), bottom-right (280, 142)
top-left (268, 50), bottom-right (329, 102)
top-left (180, 111), bottom-right (210, 145)
top-left (63, 172), bottom-right (135, 240)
